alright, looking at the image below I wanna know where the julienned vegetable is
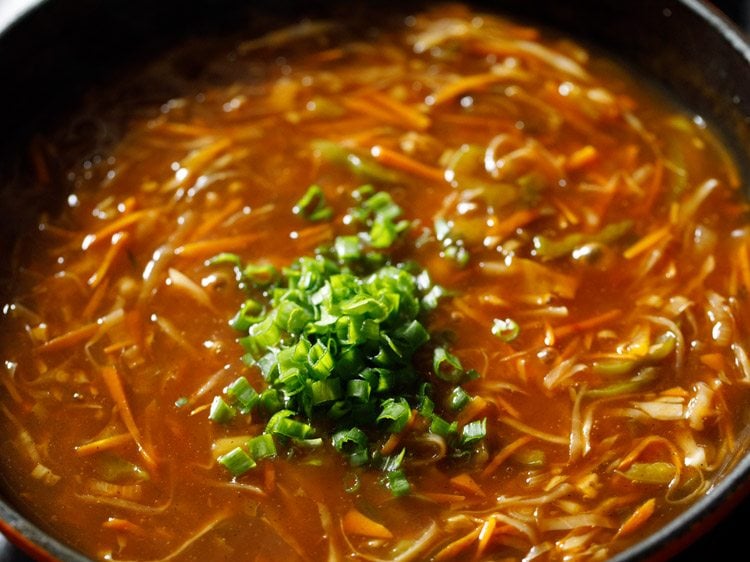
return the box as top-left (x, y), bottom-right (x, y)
top-left (209, 189), bottom-right (485, 491)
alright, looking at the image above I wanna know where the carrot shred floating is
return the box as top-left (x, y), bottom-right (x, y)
top-left (342, 97), bottom-right (406, 129)
top-left (481, 435), bottom-right (534, 478)
top-left (623, 225), bottom-right (671, 259)
top-left (637, 158), bottom-right (664, 217)
top-left (380, 432), bottom-right (403, 456)
top-left (457, 396), bottom-right (489, 427)
top-left (551, 196), bottom-right (579, 226)
top-left (75, 433), bottom-right (132, 457)
top-left (33, 322), bottom-right (99, 355)
top-left (422, 492), bottom-right (467, 503)
top-left (615, 498), bottom-right (656, 539)
top-left (565, 145), bottom-right (598, 172)
top-left (82, 209), bottom-right (154, 250)
top-left (174, 232), bottom-right (264, 259)
top-left (362, 90), bottom-right (431, 131)
top-left (82, 278), bottom-right (110, 319)
top-left (88, 232), bottom-right (130, 289)
top-left (476, 516), bottom-right (497, 559)
top-left (342, 509), bottom-right (393, 539)
top-left (488, 208), bottom-right (541, 241)
top-left (553, 309), bottom-right (621, 340)
top-left (434, 525), bottom-right (482, 561)
top-left (449, 473), bottom-right (486, 497)
top-left (435, 112), bottom-right (518, 132)
top-left (429, 70), bottom-right (526, 107)
top-left (101, 366), bottom-right (157, 471)
top-left (189, 198), bottom-right (244, 242)
top-left (370, 145), bottom-right (445, 183)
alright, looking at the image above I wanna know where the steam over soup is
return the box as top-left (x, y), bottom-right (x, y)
top-left (1, 4), bottom-right (749, 561)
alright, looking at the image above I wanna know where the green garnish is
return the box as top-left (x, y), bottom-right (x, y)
top-left (208, 188), bottom-right (484, 495)
top-left (218, 447), bottom-right (256, 477)
top-left (491, 318), bottom-right (520, 342)
top-left (293, 184), bottom-right (333, 222)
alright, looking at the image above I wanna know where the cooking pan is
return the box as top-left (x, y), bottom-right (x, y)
top-left (0, 0), bottom-right (749, 560)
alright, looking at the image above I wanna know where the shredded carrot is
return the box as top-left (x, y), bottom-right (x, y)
top-left (616, 435), bottom-right (681, 472)
top-left (307, 47), bottom-right (346, 63)
top-left (264, 462), bottom-right (276, 493)
top-left (456, 396), bottom-right (489, 427)
top-left (163, 138), bottom-right (233, 191)
top-left (566, 145), bottom-right (598, 172)
top-left (82, 209), bottom-right (154, 250)
top-left (342, 97), bottom-right (405, 129)
top-left (120, 196), bottom-right (138, 214)
top-left (434, 525), bottom-right (482, 561)
top-left (738, 242), bottom-right (750, 296)
top-left (189, 198), bottom-right (244, 242)
top-left (436, 112), bottom-right (518, 132)
top-left (449, 473), bottom-right (486, 497)
top-left (88, 232), bottom-right (130, 289)
top-left (380, 432), bottom-right (403, 456)
top-left (699, 353), bottom-right (725, 372)
top-left (551, 196), bottom-right (580, 226)
top-left (293, 223), bottom-right (334, 251)
top-left (101, 366), bottom-right (157, 471)
top-left (615, 498), bottom-right (656, 539)
top-left (34, 322), bottom-right (99, 355)
top-left (422, 492), bottom-right (467, 503)
top-left (429, 70), bottom-right (524, 107)
top-left (370, 145), bottom-right (445, 183)
top-left (553, 309), bottom-right (621, 340)
top-left (489, 208), bottom-right (541, 241)
top-left (75, 433), bottom-right (133, 457)
top-left (342, 509), bottom-right (393, 539)
top-left (82, 278), bottom-right (110, 319)
top-left (175, 232), bottom-right (264, 259)
top-left (476, 516), bottom-right (497, 559)
top-left (498, 415), bottom-right (568, 445)
top-left (363, 90), bottom-right (431, 131)
top-left (481, 435), bottom-right (534, 478)
top-left (623, 225), bottom-right (671, 259)
top-left (636, 159), bottom-right (664, 217)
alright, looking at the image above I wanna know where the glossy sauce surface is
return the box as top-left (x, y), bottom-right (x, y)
top-left (1, 4), bottom-right (749, 561)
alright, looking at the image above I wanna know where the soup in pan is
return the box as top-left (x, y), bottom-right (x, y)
top-left (1, 3), bottom-right (748, 561)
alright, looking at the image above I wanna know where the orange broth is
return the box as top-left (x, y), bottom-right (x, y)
top-left (1, 4), bottom-right (749, 561)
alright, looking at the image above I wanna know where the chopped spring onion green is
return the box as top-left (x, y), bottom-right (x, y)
top-left (208, 396), bottom-right (236, 424)
top-left (385, 469), bottom-right (411, 497)
top-left (208, 188), bottom-right (484, 493)
top-left (293, 184), bottom-right (333, 221)
top-left (460, 418), bottom-right (487, 446)
top-left (491, 318), bottom-right (520, 342)
top-left (247, 434), bottom-right (277, 461)
top-left (218, 447), bottom-right (256, 477)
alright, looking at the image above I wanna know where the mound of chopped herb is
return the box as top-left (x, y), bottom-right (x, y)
top-left (208, 187), bottom-right (484, 495)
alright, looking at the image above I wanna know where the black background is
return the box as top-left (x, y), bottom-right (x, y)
top-left (1, 0), bottom-right (749, 561)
